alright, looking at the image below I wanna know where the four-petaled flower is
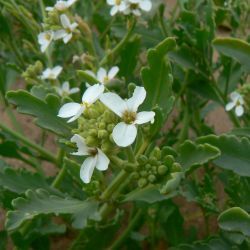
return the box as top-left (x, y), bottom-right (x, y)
top-left (71, 134), bottom-right (110, 183)
top-left (46, 0), bottom-right (77, 12)
top-left (38, 31), bottom-right (54, 53)
top-left (56, 82), bottom-right (80, 96)
top-left (54, 14), bottom-right (78, 44)
top-left (225, 91), bottom-right (244, 117)
top-left (41, 66), bottom-right (63, 80)
top-left (100, 86), bottom-right (155, 147)
top-left (125, 0), bottom-right (152, 16)
top-left (58, 83), bottom-right (104, 122)
top-left (107, 0), bottom-right (127, 16)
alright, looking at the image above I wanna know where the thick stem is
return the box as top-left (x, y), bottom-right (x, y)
top-left (52, 165), bottom-right (67, 188)
top-left (0, 122), bottom-right (57, 163)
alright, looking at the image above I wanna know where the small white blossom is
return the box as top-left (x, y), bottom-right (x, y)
top-left (46, 0), bottom-right (77, 12)
top-left (38, 31), bottom-right (54, 53)
top-left (71, 134), bottom-right (110, 183)
top-left (56, 82), bottom-right (80, 96)
top-left (58, 83), bottom-right (104, 122)
top-left (225, 91), bottom-right (244, 117)
top-left (100, 86), bottom-right (155, 147)
top-left (107, 0), bottom-right (128, 16)
top-left (54, 14), bottom-right (78, 44)
top-left (124, 0), bottom-right (152, 16)
top-left (97, 67), bottom-right (119, 84)
top-left (41, 66), bottom-right (62, 80)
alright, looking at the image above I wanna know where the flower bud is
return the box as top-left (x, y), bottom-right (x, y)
top-left (148, 174), bottom-right (156, 183)
top-left (98, 130), bottom-right (108, 139)
top-left (149, 157), bottom-right (157, 165)
top-left (140, 170), bottom-right (148, 177)
top-left (107, 124), bottom-right (115, 132)
top-left (98, 122), bottom-right (106, 129)
top-left (137, 155), bottom-right (148, 165)
top-left (158, 165), bottom-right (168, 175)
top-left (164, 155), bottom-right (175, 167)
top-left (131, 172), bottom-right (140, 179)
top-left (128, 83), bottom-right (136, 96)
top-left (172, 163), bottom-right (182, 172)
top-left (145, 163), bottom-right (151, 170)
top-left (86, 136), bottom-right (97, 147)
top-left (89, 129), bottom-right (97, 136)
top-left (152, 147), bottom-right (161, 160)
top-left (138, 178), bottom-right (147, 188)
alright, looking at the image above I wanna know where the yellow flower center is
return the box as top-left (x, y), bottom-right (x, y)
top-left (45, 33), bottom-right (51, 41)
top-left (103, 76), bottom-right (109, 84)
top-left (115, 0), bottom-right (121, 5)
top-left (130, 3), bottom-right (139, 9)
top-left (122, 110), bottom-right (137, 124)
top-left (81, 102), bottom-right (91, 108)
top-left (88, 148), bottom-right (98, 156)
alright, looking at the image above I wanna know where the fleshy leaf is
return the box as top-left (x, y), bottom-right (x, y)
top-left (177, 140), bottom-right (221, 171)
top-left (197, 135), bottom-right (250, 176)
top-left (218, 207), bottom-right (250, 237)
top-left (6, 90), bottom-right (71, 136)
top-left (213, 37), bottom-right (250, 72)
top-left (141, 37), bottom-right (176, 116)
top-left (6, 189), bottom-right (99, 231)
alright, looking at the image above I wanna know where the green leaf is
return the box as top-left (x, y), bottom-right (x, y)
top-left (141, 37), bottom-right (176, 116)
top-left (213, 37), bottom-right (250, 72)
top-left (123, 185), bottom-right (171, 204)
top-left (197, 135), bottom-right (250, 176)
top-left (6, 189), bottom-right (100, 231)
top-left (177, 140), bottom-right (221, 171)
top-left (218, 207), bottom-right (250, 237)
top-left (0, 168), bottom-right (59, 195)
top-left (6, 90), bottom-right (71, 136)
top-left (0, 231), bottom-right (7, 250)
top-left (160, 172), bottom-right (184, 194)
top-left (231, 127), bottom-right (250, 138)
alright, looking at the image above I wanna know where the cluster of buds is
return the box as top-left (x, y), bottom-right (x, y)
top-left (73, 101), bottom-right (119, 154)
top-left (131, 147), bottom-right (181, 188)
top-left (82, 180), bottom-right (102, 197)
top-left (22, 61), bottom-right (43, 84)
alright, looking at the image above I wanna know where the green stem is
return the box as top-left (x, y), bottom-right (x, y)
top-left (0, 122), bottom-right (57, 163)
top-left (135, 140), bottom-right (149, 158)
top-left (52, 165), bottom-right (67, 188)
top-left (99, 18), bottom-right (136, 66)
top-left (109, 210), bottom-right (142, 249)
top-left (125, 146), bottom-right (136, 163)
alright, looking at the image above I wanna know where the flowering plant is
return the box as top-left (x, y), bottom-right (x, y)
top-left (0, 0), bottom-right (250, 249)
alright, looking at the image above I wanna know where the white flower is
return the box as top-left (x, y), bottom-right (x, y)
top-left (225, 92), bottom-right (244, 117)
top-left (125, 0), bottom-right (152, 16)
top-left (41, 66), bottom-right (62, 80)
top-left (71, 134), bottom-right (110, 183)
top-left (97, 66), bottom-right (119, 84)
top-left (100, 86), bottom-right (155, 147)
top-left (54, 14), bottom-right (78, 44)
top-left (58, 83), bottom-right (104, 122)
top-left (107, 0), bottom-right (127, 16)
top-left (56, 82), bottom-right (80, 96)
top-left (38, 31), bottom-right (54, 53)
top-left (46, 0), bottom-right (77, 12)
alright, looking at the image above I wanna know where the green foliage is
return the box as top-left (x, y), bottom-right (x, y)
top-left (6, 189), bottom-right (99, 231)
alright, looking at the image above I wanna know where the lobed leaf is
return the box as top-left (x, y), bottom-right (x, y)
top-left (141, 37), bottom-right (176, 117)
top-left (177, 140), bottom-right (221, 172)
top-left (6, 189), bottom-right (100, 231)
top-left (197, 135), bottom-right (250, 176)
top-left (6, 90), bottom-right (71, 137)
top-left (218, 207), bottom-right (250, 237)
top-left (213, 37), bottom-right (250, 72)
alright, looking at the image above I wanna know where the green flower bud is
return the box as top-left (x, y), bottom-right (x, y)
top-left (145, 164), bottom-right (151, 170)
top-left (86, 136), bottom-right (97, 147)
top-left (89, 109), bottom-right (99, 119)
top-left (128, 83), bottom-right (136, 96)
top-left (164, 155), bottom-right (175, 167)
top-left (131, 172), bottom-right (140, 179)
top-left (158, 165), bottom-right (168, 175)
top-left (107, 124), bottom-right (115, 132)
top-left (101, 141), bottom-right (113, 152)
top-left (152, 147), bottom-right (161, 160)
top-left (98, 122), bottom-right (106, 129)
top-left (138, 178), bottom-right (147, 188)
top-left (172, 163), bottom-right (182, 172)
top-left (148, 174), bottom-right (156, 183)
top-left (149, 157), bottom-right (157, 165)
top-left (98, 130), bottom-right (108, 139)
top-left (140, 170), bottom-right (148, 177)
top-left (137, 155), bottom-right (148, 165)
top-left (89, 129), bottom-right (97, 136)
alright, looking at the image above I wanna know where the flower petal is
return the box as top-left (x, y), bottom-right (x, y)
top-left (108, 66), bottom-right (119, 79)
top-left (225, 102), bottom-right (235, 111)
top-left (139, 0), bottom-right (152, 11)
top-left (230, 91), bottom-right (241, 102)
top-left (126, 86), bottom-right (146, 112)
top-left (107, 0), bottom-right (115, 5)
top-left (63, 33), bottom-right (72, 43)
top-left (110, 6), bottom-right (118, 16)
top-left (62, 81), bottom-right (70, 91)
top-left (96, 149), bottom-right (110, 171)
top-left (97, 68), bottom-right (107, 82)
top-left (53, 66), bottom-right (63, 77)
top-left (135, 111), bottom-right (155, 124)
top-left (54, 30), bottom-right (67, 40)
top-left (100, 92), bottom-right (126, 117)
top-left (58, 102), bottom-right (81, 118)
top-left (80, 156), bottom-right (97, 183)
top-left (71, 134), bottom-right (89, 155)
top-left (235, 105), bottom-right (244, 117)
top-left (82, 83), bottom-right (104, 104)
top-left (69, 87), bottom-right (80, 94)
top-left (112, 122), bottom-right (137, 147)
top-left (67, 105), bottom-right (85, 122)
top-left (60, 14), bottom-right (71, 28)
